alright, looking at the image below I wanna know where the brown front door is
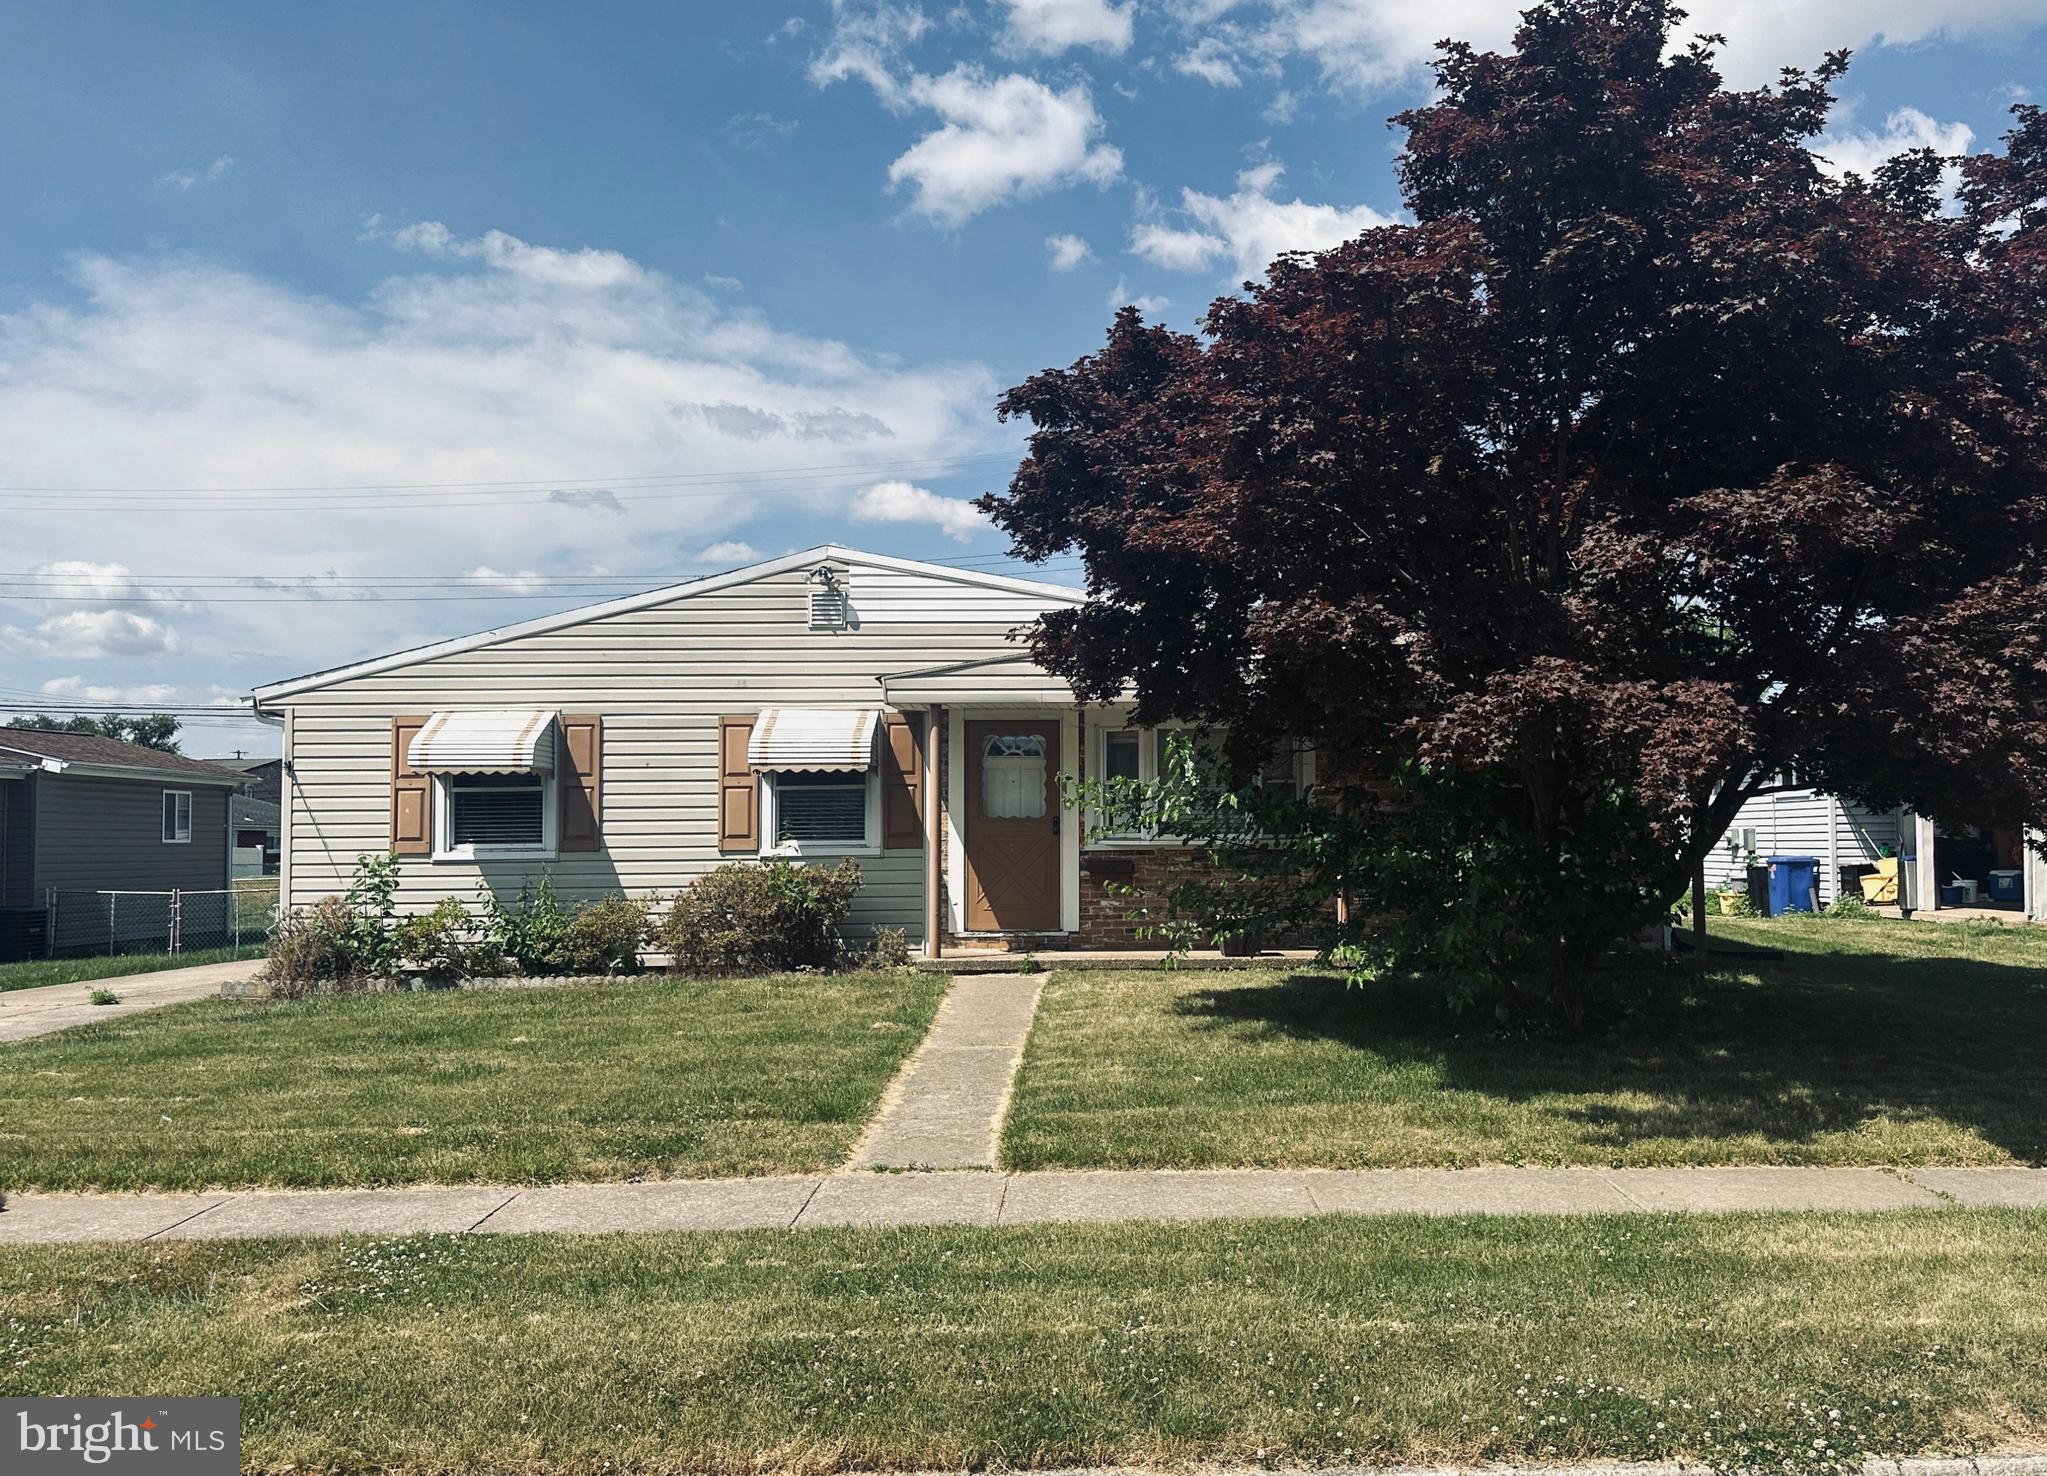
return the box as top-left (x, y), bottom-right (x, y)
top-left (964, 719), bottom-right (1061, 932)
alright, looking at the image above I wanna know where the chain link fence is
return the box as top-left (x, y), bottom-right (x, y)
top-left (42, 881), bottom-right (279, 959)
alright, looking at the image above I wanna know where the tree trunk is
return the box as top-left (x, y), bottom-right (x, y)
top-left (1692, 855), bottom-right (1707, 984)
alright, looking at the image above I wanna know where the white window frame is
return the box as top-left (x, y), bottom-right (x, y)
top-left (1085, 714), bottom-right (1315, 848)
top-left (161, 789), bottom-right (192, 845)
top-left (758, 744), bottom-right (883, 858)
top-left (432, 770), bottom-right (558, 862)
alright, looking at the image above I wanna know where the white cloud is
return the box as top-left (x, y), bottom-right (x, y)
top-left (887, 67), bottom-right (1124, 223)
top-left (36, 675), bottom-right (188, 705)
top-left (1166, 0), bottom-right (2047, 97)
top-left (695, 541), bottom-right (764, 565)
top-left (156, 155), bottom-right (233, 191)
top-left (808, 1), bottom-right (933, 107)
top-left (0, 228), bottom-right (996, 685)
top-left (1045, 233), bottom-right (1094, 269)
top-left (1131, 160), bottom-right (1391, 278)
top-left (851, 479), bottom-right (987, 540)
top-left (1174, 36), bottom-right (1244, 87)
top-left (1106, 278), bottom-right (1171, 315)
top-left (997, 0), bottom-right (1135, 55)
top-left (0, 611), bottom-right (182, 658)
top-left (462, 566), bottom-right (551, 594)
top-left (20, 561), bottom-right (191, 612)
top-left (1819, 107), bottom-right (1975, 205)
top-left (379, 220), bottom-right (645, 289)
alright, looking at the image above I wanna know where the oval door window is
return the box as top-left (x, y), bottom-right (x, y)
top-left (981, 734), bottom-right (1048, 819)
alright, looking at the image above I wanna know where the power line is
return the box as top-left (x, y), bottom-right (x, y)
top-left (0, 450), bottom-right (1019, 498)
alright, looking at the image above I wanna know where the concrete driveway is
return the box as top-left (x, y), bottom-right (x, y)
top-left (0, 957), bottom-right (262, 1043)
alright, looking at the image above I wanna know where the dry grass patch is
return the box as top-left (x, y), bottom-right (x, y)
top-left (1, 1210), bottom-right (2042, 1472)
top-left (0, 972), bottom-right (944, 1190)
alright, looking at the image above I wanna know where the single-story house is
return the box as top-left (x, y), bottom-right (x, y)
top-left (0, 727), bottom-right (247, 959)
top-left (252, 546), bottom-right (1306, 955)
top-left (1703, 777), bottom-right (2046, 921)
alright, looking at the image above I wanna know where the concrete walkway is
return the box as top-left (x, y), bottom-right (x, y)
top-left (2, 1166), bottom-right (2042, 1245)
top-left (0, 957), bottom-right (262, 1043)
top-left (846, 971), bottom-right (1044, 1169)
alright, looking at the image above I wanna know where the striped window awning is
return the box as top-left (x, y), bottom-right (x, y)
top-left (747, 708), bottom-right (879, 772)
top-left (408, 710), bottom-right (558, 774)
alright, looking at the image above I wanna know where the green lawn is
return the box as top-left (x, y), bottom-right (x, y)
top-left (0, 974), bottom-right (944, 1190)
top-left (2, 1211), bottom-right (2041, 1473)
top-left (0, 944), bottom-right (267, 994)
top-left (1004, 915), bottom-right (2047, 1171)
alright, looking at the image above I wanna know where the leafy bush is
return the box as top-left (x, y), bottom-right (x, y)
top-left (394, 898), bottom-right (507, 984)
top-left (259, 852), bottom-right (408, 995)
top-left (861, 926), bottom-right (913, 971)
top-left (262, 895), bottom-right (370, 998)
top-left (1714, 888), bottom-right (1757, 918)
top-left (479, 879), bottom-right (648, 975)
top-left (1824, 892), bottom-right (1877, 921)
top-left (658, 860), bottom-right (861, 975)
top-left (550, 894), bottom-right (651, 974)
top-left (88, 987), bottom-right (120, 1006)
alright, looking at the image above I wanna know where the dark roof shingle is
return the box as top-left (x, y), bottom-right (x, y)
top-left (0, 726), bottom-right (249, 780)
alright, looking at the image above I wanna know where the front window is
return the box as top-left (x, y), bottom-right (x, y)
top-left (446, 772), bottom-right (549, 849)
top-left (1091, 721), bottom-right (1313, 843)
top-left (774, 770), bottom-right (869, 844)
top-left (161, 789), bottom-right (192, 844)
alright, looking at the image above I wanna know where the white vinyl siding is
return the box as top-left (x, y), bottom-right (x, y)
top-left (275, 559), bottom-right (1081, 943)
top-left (1701, 789), bottom-right (1903, 906)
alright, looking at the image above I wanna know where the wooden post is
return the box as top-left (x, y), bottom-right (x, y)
top-left (924, 704), bottom-right (944, 959)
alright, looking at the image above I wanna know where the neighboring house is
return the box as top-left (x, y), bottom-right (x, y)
top-left (229, 794), bottom-right (282, 877)
top-left (1703, 778), bottom-right (2046, 921)
top-left (253, 545), bottom-right (1306, 955)
top-left (0, 728), bottom-right (246, 959)
top-left (212, 756), bottom-right (284, 805)
top-left (200, 758), bottom-right (284, 876)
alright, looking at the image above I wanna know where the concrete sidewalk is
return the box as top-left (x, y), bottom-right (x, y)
top-left (0, 957), bottom-right (262, 1043)
top-left (2, 1165), bottom-right (2042, 1245)
top-left (847, 971), bottom-right (1043, 1169)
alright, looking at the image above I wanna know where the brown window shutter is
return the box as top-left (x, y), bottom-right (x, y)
top-left (881, 713), bottom-right (924, 850)
top-left (390, 716), bottom-right (432, 856)
top-left (717, 715), bottom-right (758, 852)
top-left (559, 715), bottom-right (602, 852)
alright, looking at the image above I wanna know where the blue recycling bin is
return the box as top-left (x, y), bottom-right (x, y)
top-left (1766, 855), bottom-right (1818, 916)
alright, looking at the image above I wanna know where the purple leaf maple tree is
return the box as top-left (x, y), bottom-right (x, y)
top-left (983, 0), bottom-right (2047, 1015)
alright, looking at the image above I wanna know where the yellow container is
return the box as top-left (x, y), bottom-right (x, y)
top-left (1864, 857), bottom-right (1899, 905)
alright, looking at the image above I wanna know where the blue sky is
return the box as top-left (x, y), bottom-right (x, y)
top-left (1, 0), bottom-right (2043, 755)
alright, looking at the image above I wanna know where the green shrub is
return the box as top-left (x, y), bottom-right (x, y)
top-left (394, 898), bottom-right (508, 984)
top-left (550, 894), bottom-right (651, 974)
top-left (479, 880), bottom-right (649, 975)
top-left (87, 987), bottom-right (120, 1006)
top-left (862, 926), bottom-right (913, 971)
top-left (658, 859), bottom-right (862, 975)
top-left (1824, 892), bottom-right (1878, 921)
top-left (262, 895), bottom-right (369, 998)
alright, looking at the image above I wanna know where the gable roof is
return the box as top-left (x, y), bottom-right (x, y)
top-left (0, 727), bottom-right (250, 784)
top-left (252, 544), bottom-right (1087, 705)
